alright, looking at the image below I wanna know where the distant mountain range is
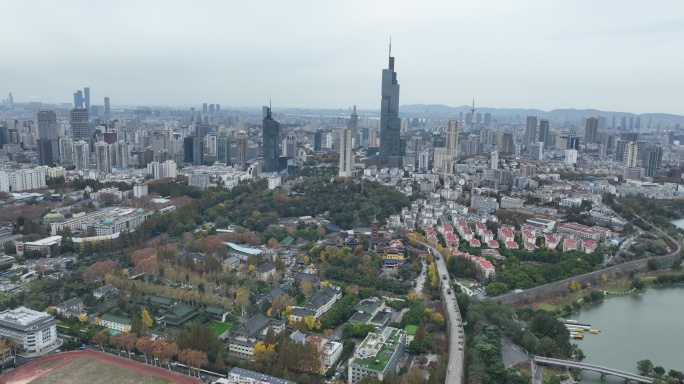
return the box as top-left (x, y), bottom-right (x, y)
top-left (397, 104), bottom-right (684, 123)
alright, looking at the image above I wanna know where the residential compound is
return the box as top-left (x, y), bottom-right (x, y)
top-left (288, 285), bottom-right (342, 322)
top-left (347, 327), bottom-right (406, 384)
top-left (0, 307), bottom-right (57, 356)
top-left (49, 207), bottom-right (151, 236)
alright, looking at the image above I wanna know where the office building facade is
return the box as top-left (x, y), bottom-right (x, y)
top-left (262, 107), bottom-right (280, 172)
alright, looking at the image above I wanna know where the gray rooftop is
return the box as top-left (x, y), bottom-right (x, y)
top-left (228, 367), bottom-right (295, 384)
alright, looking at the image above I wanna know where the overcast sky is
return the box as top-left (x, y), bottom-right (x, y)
top-left (2, 0), bottom-right (684, 114)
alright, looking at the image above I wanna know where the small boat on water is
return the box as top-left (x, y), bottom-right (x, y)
top-left (589, 329), bottom-right (600, 334)
top-left (571, 334), bottom-right (584, 340)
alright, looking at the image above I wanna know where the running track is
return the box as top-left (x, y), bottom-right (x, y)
top-left (0, 349), bottom-right (201, 384)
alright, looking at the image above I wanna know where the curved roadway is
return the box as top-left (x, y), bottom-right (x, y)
top-left (418, 241), bottom-right (464, 384)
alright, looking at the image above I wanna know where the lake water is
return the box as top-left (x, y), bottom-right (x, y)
top-left (567, 286), bottom-right (684, 382)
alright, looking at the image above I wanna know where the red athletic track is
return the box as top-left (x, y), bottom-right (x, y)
top-left (0, 349), bottom-right (202, 384)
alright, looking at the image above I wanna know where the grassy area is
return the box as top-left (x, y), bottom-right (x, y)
top-left (29, 357), bottom-right (172, 384)
top-left (536, 303), bottom-right (560, 312)
top-left (207, 321), bottom-right (232, 335)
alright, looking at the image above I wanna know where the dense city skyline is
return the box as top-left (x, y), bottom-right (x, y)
top-left (2, 1), bottom-right (684, 114)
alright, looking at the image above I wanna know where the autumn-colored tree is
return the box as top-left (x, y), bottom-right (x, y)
top-left (236, 287), bottom-right (250, 311)
top-left (136, 336), bottom-right (154, 364)
top-left (300, 279), bottom-right (314, 297)
top-left (267, 237), bottom-right (282, 250)
top-left (92, 330), bottom-right (109, 350)
top-left (136, 256), bottom-right (157, 275)
top-left (77, 313), bottom-right (88, 323)
top-left (430, 312), bottom-right (445, 327)
top-left (569, 280), bottom-right (581, 292)
top-left (253, 341), bottom-right (276, 363)
top-left (110, 332), bottom-right (138, 358)
top-left (304, 315), bottom-right (315, 330)
top-left (324, 329), bottom-right (333, 340)
top-left (131, 248), bottom-right (156, 265)
top-left (141, 308), bottom-right (153, 328)
top-left (178, 349), bottom-right (208, 377)
top-left (83, 260), bottom-right (118, 285)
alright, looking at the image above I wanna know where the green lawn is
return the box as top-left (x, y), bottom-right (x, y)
top-left (207, 321), bottom-right (232, 335)
top-left (537, 303), bottom-right (560, 312)
top-left (29, 357), bottom-right (172, 384)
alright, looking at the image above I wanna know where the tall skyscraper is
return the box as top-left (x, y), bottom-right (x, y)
top-left (313, 131), bottom-right (322, 154)
top-left (37, 110), bottom-right (59, 166)
top-left (70, 108), bottom-right (90, 142)
top-left (484, 113), bottom-right (492, 128)
top-left (83, 87), bottom-right (90, 113)
top-left (7, 93), bottom-right (13, 107)
top-left (104, 97), bottom-right (110, 117)
top-left (538, 119), bottom-right (550, 148)
top-left (470, 99), bottom-right (476, 129)
top-left (262, 106), bottom-right (280, 172)
top-left (338, 129), bottom-right (353, 177)
top-left (73, 90), bottom-right (83, 109)
top-left (237, 130), bottom-right (248, 169)
top-left (348, 105), bottom-right (359, 148)
top-left (500, 133), bottom-right (515, 154)
top-left (524, 116), bottom-right (538, 149)
top-left (60, 139), bottom-right (74, 166)
top-left (567, 137), bottom-right (580, 150)
top-left (585, 116), bottom-right (598, 144)
top-left (378, 43), bottom-right (401, 165)
top-left (530, 142), bottom-right (544, 160)
top-left (192, 136), bottom-right (204, 166)
top-left (217, 137), bottom-right (230, 165)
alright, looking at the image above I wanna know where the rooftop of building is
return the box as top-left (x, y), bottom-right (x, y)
top-left (0, 307), bottom-right (54, 330)
top-left (352, 327), bottom-right (405, 373)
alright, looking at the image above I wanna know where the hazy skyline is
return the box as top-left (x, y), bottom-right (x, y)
top-left (2, 0), bottom-right (684, 115)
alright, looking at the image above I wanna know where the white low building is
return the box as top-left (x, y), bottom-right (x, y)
top-left (0, 307), bottom-right (57, 356)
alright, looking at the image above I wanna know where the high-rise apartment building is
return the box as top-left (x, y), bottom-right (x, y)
top-left (378, 45), bottom-right (401, 165)
top-left (348, 105), bottom-right (359, 148)
top-left (623, 141), bottom-right (638, 168)
top-left (237, 130), bottom-right (248, 169)
top-left (585, 117), bottom-right (598, 144)
top-left (446, 118), bottom-right (459, 157)
top-left (262, 106), bottom-right (280, 172)
top-left (338, 129), bottom-right (353, 177)
top-left (111, 141), bottom-right (130, 169)
top-left (642, 145), bottom-right (663, 177)
top-left (73, 140), bottom-right (90, 170)
top-left (500, 133), bottom-right (515, 154)
top-left (490, 150), bottom-right (499, 170)
top-left (70, 108), bottom-right (90, 142)
top-left (95, 141), bottom-right (112, 173)
top-left (530, 142), bottom-right (544, 160)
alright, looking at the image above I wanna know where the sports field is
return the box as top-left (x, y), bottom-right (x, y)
top-left (0, 350), bottom-right (200, 384)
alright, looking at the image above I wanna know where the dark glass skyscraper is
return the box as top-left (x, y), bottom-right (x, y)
top-left (262, 106), bottom-right (280, 172)
top-left (379, 46), bottom-right (401, 165)
top-left (313, 130), bottom-right (322, 154)
top-left (37, 110), bottom-right (59, 166)
top-left (70, 108), bottom-right (90, 142)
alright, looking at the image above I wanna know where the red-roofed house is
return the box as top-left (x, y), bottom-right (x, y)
top-left (498, 228), bottom-right (514, 242)
top-left (524, 242), bottom-right (536, 252)
top-left (441, 224), bottom-right (453, 234)
top-left (505, 241), bottom-right (518, 250)
top-left (487, 239), bottom-right (499, 249)
top-left (563, 238), bottom-right (577, 252)
top-left (460, 253), bottom-right (496, 282)
top-left (522, 231), bottom-right (536, 244)
top-left (461, 228), bottom-right (474, 241)
top-left (544, 233), bottom-right (560, 249)
top-left (475, 223), bottom-right (487, 236)
top-left (581, 239), bottom-right (597, 254)
top-left (481, 230), bottom-right (494, 242)
top-left (425, 227), bottom-right (437, 242)
top-left (469, 239), bottom-right (481, 248)
top-left (445, 233), bottom-right (459, 249)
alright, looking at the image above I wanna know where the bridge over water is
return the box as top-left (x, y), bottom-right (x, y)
top-left (533, 356), bottom-right (653, 384)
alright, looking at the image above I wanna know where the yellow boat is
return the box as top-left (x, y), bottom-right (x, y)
top-left (572, 334), bottom-right (584, 340)
top-left (574, 328), bottom-right (584, 333)
top-left (589, 329), bottom-right (600, 334)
